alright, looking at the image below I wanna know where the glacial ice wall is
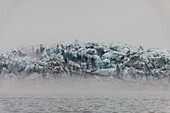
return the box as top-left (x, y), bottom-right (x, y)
top-left (0, 42), bottom-right (170, 80)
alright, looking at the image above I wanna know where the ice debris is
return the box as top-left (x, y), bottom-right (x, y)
top-left (0, 42), bottom-right (170, 80)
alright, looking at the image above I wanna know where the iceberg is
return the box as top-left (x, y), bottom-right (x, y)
top-left (0, 41), bottom-right (170, 80)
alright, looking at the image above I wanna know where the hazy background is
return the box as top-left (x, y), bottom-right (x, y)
top-left (0, 0), bottom-right (170, 52)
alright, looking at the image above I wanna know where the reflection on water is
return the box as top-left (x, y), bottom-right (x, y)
top-left (0, 75), bottom-right (170, 112)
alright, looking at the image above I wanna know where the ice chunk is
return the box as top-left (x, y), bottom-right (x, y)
top-left (85, 48), bottom-right (97, 55)
top-left (0, 54), bottom-right (8, 60)
top-left (110, 43), bottom-right (123, 51)
top-left (2, 67), bottom-right (9, 74)
top-left (93, 68), bottom-right (116, 76)
top-left (102, 53), bottom-right (112, 60)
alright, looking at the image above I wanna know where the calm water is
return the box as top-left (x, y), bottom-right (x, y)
top-left (0, 76), bottom-right (170, 113)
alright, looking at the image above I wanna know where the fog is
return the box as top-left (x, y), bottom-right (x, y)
top-left (1, 75), bottom-right (170, 112)
top-left (0, 0), bottom-right (170, 52)
top-left (0, 74), bottom-right (169, 97)
top-left (1, 1), bottom-right (170, 112)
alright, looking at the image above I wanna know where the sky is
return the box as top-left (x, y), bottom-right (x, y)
top-left (0, 0), bottom-right (170, 52)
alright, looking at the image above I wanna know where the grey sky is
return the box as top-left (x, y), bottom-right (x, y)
top-left (0, 0), bottom-right (170, 52)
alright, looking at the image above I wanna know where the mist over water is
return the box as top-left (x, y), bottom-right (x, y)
top-left (0, 74), bottom-right (170, 96)
top-left (0, 75), bottom-right (170, 112)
